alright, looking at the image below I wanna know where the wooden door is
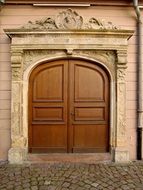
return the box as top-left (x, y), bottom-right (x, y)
top-left (29, 59), bottom-right (109, 153)
top-left (69, 60), bottom-right (109, 153)
top-left (29, 60), bottom-right (68, 153)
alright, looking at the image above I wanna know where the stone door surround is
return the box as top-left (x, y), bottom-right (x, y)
top-left (4, 9), bottom-right (134, 163)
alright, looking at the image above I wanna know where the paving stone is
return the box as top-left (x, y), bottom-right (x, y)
top-left (62, 182), bottom-right (70, 187)
top-left (44, 180), bottom-right (51, 185)
top-left (91, 182), bottom-right (99, 187)
top-left (1, 162), bottom-right (143, 189)
top-left (31, 186), bottom-right (38, 190)
top-left (84, 184), bottom-right (91, 188)
top-left (15, 186), bottom-right (23, 190)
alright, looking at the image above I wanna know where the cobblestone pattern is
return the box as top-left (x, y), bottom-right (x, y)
top-left (0, 162), bottom-right (143, 190)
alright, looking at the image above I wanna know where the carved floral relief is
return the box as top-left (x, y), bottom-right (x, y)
top-left (75, 50), bottom-right (116, 65)
top-left (21, 9), bottom-right (118, 30)
top-left (24, 50), bottom-right (65, 71)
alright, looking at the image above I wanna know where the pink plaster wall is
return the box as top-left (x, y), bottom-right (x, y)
top-left (0, 4), bottom-right (141, 161)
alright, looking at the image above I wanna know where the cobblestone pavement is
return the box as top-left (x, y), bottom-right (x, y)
top-left (0, 161), bottom-right (143, 190)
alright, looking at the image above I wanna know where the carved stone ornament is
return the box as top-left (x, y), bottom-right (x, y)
top-left (22, 17), bottom-right (57, 30)
top-left (117, 68), bottom-right (126, 82)
top-left (21, 9), bottom-right (118, 30)
top-left (75, 50), bottom-right (116, 65)
top-left (24, 50), bottom-right (65, 71)
top-left (86, 18), bottom-right (118, 30)
top-left (55, 9), bottom-right (83, 29)
top-left (12, 68), bottom-right (21, 80)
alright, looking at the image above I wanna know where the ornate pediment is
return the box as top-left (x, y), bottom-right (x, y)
top-left (21, 9), bottom-right (118, 30)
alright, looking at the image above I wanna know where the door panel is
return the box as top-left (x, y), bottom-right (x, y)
top-left (29, 59), bottom-right (109, 153)
top-left (31, 124), bottom-right (67, 153)
top-left (33, 107), bottom-right (63, 121)
top-left (69, 60), bottom-right (109, 153)
top-left (72, 124), bottom-right (108, 153)
top-left (29, 60), bottom-right (68, 153)
top-left (74, 107), bottom-right (105, 121)
top-left (74, 65), bottom-right (104, 101)
top-left (33, 65), bottom-right (63, 101)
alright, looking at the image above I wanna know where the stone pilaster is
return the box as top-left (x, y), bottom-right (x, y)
top-left (114, 50), bottom-right (129, 162)
top-left (8, 49), bottom-right (27, 164)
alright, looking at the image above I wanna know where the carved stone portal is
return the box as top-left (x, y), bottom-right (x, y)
top-left (4, 9), bottom-right (134, 163)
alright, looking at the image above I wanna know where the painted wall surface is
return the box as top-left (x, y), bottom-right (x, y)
top-left (0, 4), bottom-right (142, 161)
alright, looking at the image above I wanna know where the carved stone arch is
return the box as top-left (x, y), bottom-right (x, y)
top-left (4, 9), bottom-right (134, 163)
top-left (24, 52), bottom-right (115, 83)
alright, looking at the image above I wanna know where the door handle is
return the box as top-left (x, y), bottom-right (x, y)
top-left (71, 112), bottom-right (75, 116)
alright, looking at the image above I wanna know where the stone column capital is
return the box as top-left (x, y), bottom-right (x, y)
top-left (11, 49), bottom-right (23, 68)
top-left (116, 50), bottom-right (127, 65)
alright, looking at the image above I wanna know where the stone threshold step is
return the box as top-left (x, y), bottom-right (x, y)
top-left (27, 153), bottom-right (111, 164)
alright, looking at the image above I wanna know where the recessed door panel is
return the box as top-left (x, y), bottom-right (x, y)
top-left (74, 107), bottom-right (105, 121)
top-left (75, 65), bottom-right (104, 101)
top-left (72, 124), bottom-right (108, 153)
top-left (33, 65), bottom-right (63, 101)
top-left (33, 107), bottom-right (64, 121)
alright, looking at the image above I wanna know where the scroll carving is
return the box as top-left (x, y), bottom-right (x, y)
top-left (21, 17), bottom-right (57, 30)
top-left (86, 18), bottom-right (118, 30)
top-left (117, 68), bottom-right (126, 82)
top-left (12, 68), bottom-right (22, 81)
top-left (21, 9), bottom-right (118, 30)
top-left (75, 50), bottom-right (116, 65)
top-left (117, 67), bottom-right (126, 141)
top-left (24, 50), bottom-right (65, 71)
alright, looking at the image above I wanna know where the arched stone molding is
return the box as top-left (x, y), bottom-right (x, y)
top-left (4, 9), bottom-right (134, 164)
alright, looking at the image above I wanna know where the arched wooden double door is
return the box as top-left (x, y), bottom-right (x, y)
top-left (28, 59), bottom-right (110, 153)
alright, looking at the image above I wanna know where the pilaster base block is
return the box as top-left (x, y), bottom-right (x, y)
top-left (112, 148), bottom-right (129, 162)
top-left (8, 148), bottom-right (27, 164)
